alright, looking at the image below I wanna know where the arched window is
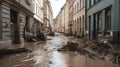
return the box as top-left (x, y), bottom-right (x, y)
top-left (80, 0), bottom-right (81, 9)
top-left (80, 17), bottom-right (81, 33)
top-left (25, 0), bottom-right (31, 6)
top-left (77, 18), bottom-right (79, 32)
top-left (77, 3), bottom-right (79, 11)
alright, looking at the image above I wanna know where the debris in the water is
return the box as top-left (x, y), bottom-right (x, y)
top-left (58, 42), bottom-right (79, 51)
top-left (48, 32), bottom-right (55, 36)
top-left (0, 48), bottom-right (32, 57)
top-left (36, 33), bottom-right (47, 41)
top-left (58, 39), bottom-right (120, 65)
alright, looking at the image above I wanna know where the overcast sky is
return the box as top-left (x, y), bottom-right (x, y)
top-left (49, 0), bottom-right (66, 19)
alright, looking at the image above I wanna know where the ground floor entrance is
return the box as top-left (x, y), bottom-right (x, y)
top-left (10, 9), bottom-right (20, 43)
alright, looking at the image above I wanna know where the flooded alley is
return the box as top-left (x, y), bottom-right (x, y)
top-left (0, 33), bottom-right (119, 67)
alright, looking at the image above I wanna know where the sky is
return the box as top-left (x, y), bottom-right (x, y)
top-left (49, 0), bottom-right (66, 19)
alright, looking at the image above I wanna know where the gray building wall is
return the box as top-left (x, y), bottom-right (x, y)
top-left (0, 0), bottom-right (35, 49)
top-left (112, 0), bottom-right (120, 44)
top-left (87, 0), bottom-right (113, 38)
top-left (0, 3), bottom-right (2, 40)
top-left (1, 2), bottom-right (11, 40)
top-left (87, 0), bottom-right (120, 43)
top-left (0, 2), bottom-right (12, 49)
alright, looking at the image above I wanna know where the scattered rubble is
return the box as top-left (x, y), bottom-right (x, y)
top-left (36, 33), bottom-right (47, 41)
top-left (47, 38), bottom-right (52, 40)
top-left (48, 32), bottom-right (55, 36)
top-left (0, 48), bottom-right (32, 57)
top-left (58, 42), bottom-right (80, 51)
top-left (58, 39), bottom-right (120, 65)
top-left (25, 31), bottom-right (47, 42)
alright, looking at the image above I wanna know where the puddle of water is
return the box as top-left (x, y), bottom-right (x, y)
top-left (48, 51), bottom-right (120, 67)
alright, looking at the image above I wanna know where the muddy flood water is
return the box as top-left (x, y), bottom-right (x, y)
top-left (0, 33), bottom-right (120, 67)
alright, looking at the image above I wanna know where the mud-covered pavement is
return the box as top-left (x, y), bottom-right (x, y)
top-left (0, 33), bottom-right (120, 67)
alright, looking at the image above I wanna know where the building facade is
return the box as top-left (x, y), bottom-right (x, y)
top-left (55, 11), bottom-right (62, 33)
top-left (73, 0), bottom-right (86, 38)
top-left (86, 0), bottom-right (120, 44)
top-left (55, 1), bottom-right (69, 35)
top-left (61, 6), bottom-right (65, 33)
top-left (43, 0), bottom-right (53, 34)
top-left (64, 1), bottom-right (69, 35)
top-left (0, 0), bottom-right (44, 49)
top-left (68, 0), bottom-right (73, 36)
top-left (32, 0), bottom-right (44, 37)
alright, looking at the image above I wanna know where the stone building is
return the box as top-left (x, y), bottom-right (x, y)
top-left (55, 11), bottom-right (62, 33)
top-left (0, 0), bottom-right (44, 49)
top-left (61, 6), bottom-right (65, 33)
top-left (86, 0), bottom-right (120, 44)
top-left (55, 1), bottom-right (69, 35)
top-left (48, 1), bottom-right (53, 33)
top-left (64, 1), bottom-right (69, 35)
top-left (68, 0), bottom-right (73, 36)
top-left (43, 0), bottom-right (53, 34)
top-left (32, 0), bottom-right (44, 37)
top-left (73, 0), bottom-right (86, 37)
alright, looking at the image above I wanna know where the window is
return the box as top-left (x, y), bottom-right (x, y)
top-left (88, 16), bottom-right (91, 38)
top-left (98, 12), bottom-right (102, 31)
top-left (80, 17), bottom-right (81, 32)
top-left (94, 0), bottom-right (96, 4)
top-left (75, 5), bottom-right (76, 13)
top-left (81, 0), bottom-right (83, 8)
top-left (105, 8), bottom-right (111, 31)
top-left (82, 15), bottom-right (85, 32)
top-left (26, 16), bottom-right (30, 32)
top-left (83, 0), bottom-right (85, 7)
top-left (89, 0), bottom-right (91, 8)
top-left (25, 0), bottom-right (31, 6)
top-left (80, 0), bottom-right (81, 9)
top-left (75, 5), bottom-right (77, 13)
top-left (94, 0), bottom-right (101, 4)
top-left (77, 3), bottom-right (79, 11)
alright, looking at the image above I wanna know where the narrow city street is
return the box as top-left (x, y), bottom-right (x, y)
top-left (0, 33), bottom-right (119, 67)
top-left (0, 0), bottom-right (120, 67)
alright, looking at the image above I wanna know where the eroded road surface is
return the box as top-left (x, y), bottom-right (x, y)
top-left (0, 33), bottom-right (120, 67)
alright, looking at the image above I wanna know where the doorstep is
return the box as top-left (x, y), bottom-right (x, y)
top-left (0, 40), bottom-right (12, 49)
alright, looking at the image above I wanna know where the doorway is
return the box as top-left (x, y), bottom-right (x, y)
top-left (10, 9), bottom-right (20, 43)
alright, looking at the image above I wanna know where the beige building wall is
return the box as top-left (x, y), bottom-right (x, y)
top-left (68, 0), bottom-right (73, 35)
top-left (33, 0), bottom-right (43, 22)
top-left (64, 2), bottom-right (69, 35)
top-left (55, 1), bottom-right (69, 34)
top-left (55, 11), bottom-right (62, 32)
top-left (61, 7), bottom-right (65, 33)
top-left (32, 0), bottom-right (44, 36)
top-left (48, 2), bottom-right (53, 32)
top-left (43, 0), bottom-right (53, 33)
top-left (58, 2), bottom-right (69, 34)
top-left (73, 0), bottom-right (85, 37)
